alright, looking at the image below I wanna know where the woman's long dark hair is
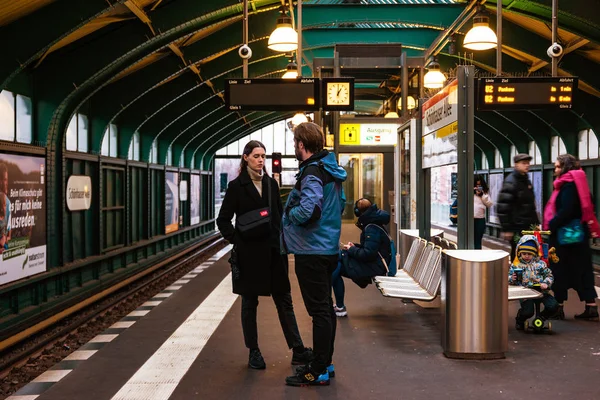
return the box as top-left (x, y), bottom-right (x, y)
top-left (556, 154), bottom-right (580, 177)
top-left (474, 174), bottom-right (489, 194)
top-left (239, 140), bottom-right (268, 175)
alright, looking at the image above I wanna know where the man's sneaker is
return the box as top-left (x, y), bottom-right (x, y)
top-left (327, 364), bottom-right (335, 378)
top-left (547, 305), bottom-right (565, 320)
top-left (334, 304), bottom-right (347, 317)
top-left (248, 348), bottom-right (266, 369)
top-left (574, 305), bottom-right (599, 321)
top-left (291, 347), bottom-right (314, 365)
top-left (285, 365), bottom-right (330, 387)
top-left (515, 320), bottom-right (525, 330)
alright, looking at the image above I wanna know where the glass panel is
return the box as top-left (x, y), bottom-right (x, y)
top-left (285, 119), bottom-right (295, 156)
top-left (0, 91), bottom-right (15, 141)
top-left (559, 136), bottom-right (566, 155)
top-left (167, 145), bottom-right (173, 166)
top-left (551, 136), bottom-right (559, 161)
top-left (282, 158), bottom-right (298, 169)
top-left (250, 130), bottom-right (261, 142)
top-left (78, 114), bottom-right (88, 152)
top-left (510, 145), bottom-right (517, 166)
top-left (152, 140), bottom-right (158, 163)
top-left (101, 131), bottom-right (109, 156)
top-left (216, 146), bottom-right (227, 155)
top-left (534, 144), bottom-right (542, 165)
top-left (494, 149), bottom-right (503, 168)
top-left (361, 154), bottom-right (383, 211)
top-left (133, 132), bottom-right (140, 161)
top-left (128, 141), bottom-right (134, 160)
top-left (589, 129), bottom-right (599, 159)
top-left (578, 130), bottom-right (588, 159)
top-left (400, 129), bottom-right (411, 229)
top-left (226, 141), bottom-right (237, 155)
top-left (261, 125), bottom-right (274, 153)
top-left (109, 123), bottom-right (117, 157)
top-left (66, 115), bottom-right (77, 151)
top-left (482, 153), bottom-right (489, 169)
top-left (339, 154), bottom-right (360, 220)
top-left (273, 120), bottom-right (286, 153)
top-left (16, 94), bottom-right (32, 144)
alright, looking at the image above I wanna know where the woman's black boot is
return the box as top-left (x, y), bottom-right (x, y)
top-left (574, 305), bottom-right (599, 321)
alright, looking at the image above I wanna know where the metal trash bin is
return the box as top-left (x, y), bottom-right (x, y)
top-left (441, 250), bottom-right (509, 360)
top-left (399, 229), bottom-right (444, 266)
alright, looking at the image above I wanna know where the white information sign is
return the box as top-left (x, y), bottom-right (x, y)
top-left (66, 175), bottom-right (92, 211)
top-left (422, 80), bottom-right (459, 168)
top-left (339, 123), bottom-right (398, 146)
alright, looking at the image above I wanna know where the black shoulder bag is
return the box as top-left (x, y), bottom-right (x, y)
top-left (236, 177), bottom-right (272, 239)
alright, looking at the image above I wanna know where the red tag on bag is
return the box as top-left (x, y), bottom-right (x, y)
top-left (260, 210), bottom-right (269, 217)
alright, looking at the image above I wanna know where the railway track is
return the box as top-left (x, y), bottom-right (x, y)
top-left (0, 235), bottom-right (225, 396)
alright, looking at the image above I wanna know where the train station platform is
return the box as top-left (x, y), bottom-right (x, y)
top-left (8, 230), bottom-right (600, 400)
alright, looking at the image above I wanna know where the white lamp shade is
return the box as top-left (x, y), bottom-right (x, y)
top-left (398, 96), bottom-right (416, 110)
top-left (384, 111), bottom-right (400, 118)
top-left (291, 113), bottom-right (308, 126)
top-left (424, 70), bottom-right (446, 89)
top-left (268, 21), bottom-right (298, 52)
top-left (463, 23), bottom-right (497, 50)
top-left (282, 62), bottom-right (298, 79)
top-left (282, 70), bottom-right (298, 79)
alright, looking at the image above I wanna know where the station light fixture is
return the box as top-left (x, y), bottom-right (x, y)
top-left (424, 59), bottom-right (446, 89)
top-left (397, 95), bottom-right (417, 110)
top-left (291, 112), bottom-right (308, 126)
top-left (463, 6), bottom-right (497, 51)
top-left (268, 10), bottom-right (298, 52)
top-left (384, 111), bottom-right (400, 118)
top-left (282, 61), bottom-right (298, 79)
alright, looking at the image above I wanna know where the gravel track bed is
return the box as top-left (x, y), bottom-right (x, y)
top-left (0, 241), bottom-right (225, 400)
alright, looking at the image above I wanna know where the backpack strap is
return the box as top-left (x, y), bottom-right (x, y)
top-left (365, 224), bottom-right (392, 274)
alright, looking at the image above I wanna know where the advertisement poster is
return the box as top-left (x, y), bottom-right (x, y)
top-left (165, 172), bottom-right (179, 234)
top-left (488, 173), bottom-right (504, 225)
top-left (0, 153), bottom-right (46, 286)
top-left (190, 174), bottom-right (200, 225)
top-left (421, 80), bottom-right (458, 168)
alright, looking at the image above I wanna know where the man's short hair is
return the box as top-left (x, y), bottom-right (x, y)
top-left (293, 122), bottom-right (324, 154)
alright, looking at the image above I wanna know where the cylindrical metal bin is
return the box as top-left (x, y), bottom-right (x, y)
top-left (441, 250), bottom-right (509, 360)
top-left (399, 229), bottom-right (444, 266)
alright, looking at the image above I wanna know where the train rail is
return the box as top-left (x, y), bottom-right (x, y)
top-left (0, 234), bottom-right (225, 390)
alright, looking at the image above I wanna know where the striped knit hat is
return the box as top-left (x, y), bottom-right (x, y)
top-left (517, 235), bottom-right (539, 257)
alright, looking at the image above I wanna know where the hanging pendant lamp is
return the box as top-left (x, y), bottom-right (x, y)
top-left (291, 113), bottom-right (308, 126)
top-left (424, 60), bottom-right (446, 89)
top-left (463, 7), bottom-right (497, 51)
top-left (268, 15), bottom-right (298, 52)
top-left (282, 61), bottom-right (298, 79)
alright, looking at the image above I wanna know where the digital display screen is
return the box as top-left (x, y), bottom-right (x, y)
top-left (225, 78), bottom-right (320, 111)
top-left (477, 77), bottom-right (578, 111)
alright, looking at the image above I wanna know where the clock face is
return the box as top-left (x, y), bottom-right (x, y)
top-left (327, 82), bottom-right (350, 105)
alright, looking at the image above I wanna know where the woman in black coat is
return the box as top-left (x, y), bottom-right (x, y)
top-left (544, 154), bottom-right (599, 321)
top-left (217, 140), bottom-right (311, 370)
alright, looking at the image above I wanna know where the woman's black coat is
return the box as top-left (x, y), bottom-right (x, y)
top-left (216, 168), bottom-right (290, 296)
top-left (548, 182), bottom-right (596, 300)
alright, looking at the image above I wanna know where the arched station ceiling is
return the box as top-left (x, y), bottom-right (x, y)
top-left (1, 0), bottom-right (600, 169)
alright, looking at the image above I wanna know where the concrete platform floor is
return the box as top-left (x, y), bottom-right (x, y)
top-left (14, 225), bottom-right (600, 400)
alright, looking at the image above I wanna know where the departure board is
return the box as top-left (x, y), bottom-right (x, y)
top-left (477, 77), bottom-right (578, 111)
top-left (224, 78), bottom-right (320, 111)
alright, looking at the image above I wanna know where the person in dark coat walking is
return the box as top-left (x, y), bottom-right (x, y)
top-left (217, 140), bottom-right (312, 370)
top-left (543, 154), bottom-right (599, 321)
top-left (496, 153), bottom-right (540, 261)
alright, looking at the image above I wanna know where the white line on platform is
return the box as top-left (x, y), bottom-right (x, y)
top-left (110, 273), bottom-right (238, 400)
top-left (32, 370), bottom-right (71, 382)
top-left (127, 310), bottom-right (150, 317)
top-left (89, 334), bottom-right (118, 343)
top-left (110, 321), bottom-right (136, 329)
top-left (64, 350), bottom-right (98, 361)
top-left (153, 293), bottom-right (172, 299)
top-left (6, 395), bottom-right (40, 400)
top-left (142, 301), bottom-right (162, 307)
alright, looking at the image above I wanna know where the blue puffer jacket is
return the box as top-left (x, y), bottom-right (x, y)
top-left (282, 150), bottom-right (347, 255)
top-left (347, 205), bottom-right (392, 275)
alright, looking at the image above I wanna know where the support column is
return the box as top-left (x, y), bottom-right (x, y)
top-left (457, 65), bottom-right (475, 249)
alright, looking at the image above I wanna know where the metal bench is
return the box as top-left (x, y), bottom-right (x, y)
top-left (374, 236), bottom-right (541, 302)
top-left (374, 240), bottom-right (443, 302)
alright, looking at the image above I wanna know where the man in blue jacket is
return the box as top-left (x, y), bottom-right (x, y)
top-left (282, 122), bottom-right (347, 387)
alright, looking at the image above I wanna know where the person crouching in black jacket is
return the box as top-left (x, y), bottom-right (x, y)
top-left (216, 140), bottom-right (312, 370)
top-left (496, 153), bottom-right (540, 261)
top-left (332, 198), bottom-right (392, 317)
